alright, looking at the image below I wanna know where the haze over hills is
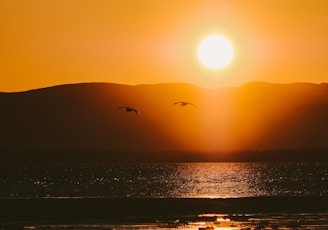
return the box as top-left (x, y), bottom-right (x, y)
top-left (1, 82), bottom-right (328, 163)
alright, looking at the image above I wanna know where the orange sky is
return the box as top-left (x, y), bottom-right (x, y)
top-left (1, 0), bottom-right (328, 92)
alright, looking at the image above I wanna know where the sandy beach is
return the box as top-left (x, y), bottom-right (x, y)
top-left (0, 197), bottom-right (328, 229)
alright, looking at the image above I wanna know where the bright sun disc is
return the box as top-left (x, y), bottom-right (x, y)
top-left (198, 35), bottom-right (234, 70)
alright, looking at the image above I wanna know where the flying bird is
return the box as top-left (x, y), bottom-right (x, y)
top-left (117, 106), bottom-right (141, 116)
top-left (173, 101), bottom-right (196, 107)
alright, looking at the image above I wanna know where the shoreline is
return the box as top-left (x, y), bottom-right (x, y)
top-left (1, 196), bottom-right (327, 221)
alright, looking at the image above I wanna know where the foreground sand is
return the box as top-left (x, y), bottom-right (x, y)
top-left (0, 197), bottom-right (327, 229)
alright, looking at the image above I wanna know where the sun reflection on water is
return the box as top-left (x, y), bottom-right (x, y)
top-left (168, 163), bottom-right (261, 198)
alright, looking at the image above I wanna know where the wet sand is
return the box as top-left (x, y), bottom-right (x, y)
top-left (0, 197), bottom-right (328, 229)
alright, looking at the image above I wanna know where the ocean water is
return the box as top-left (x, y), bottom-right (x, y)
top-left (0, 162), bottom-right (328, 229)
top-left (0, 162), bottom-right (327, 198)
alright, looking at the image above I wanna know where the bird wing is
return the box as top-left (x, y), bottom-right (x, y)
top-left (132, 109), bottom-right (141, 116)
top-left (173, 101), bottom-right (196, 106)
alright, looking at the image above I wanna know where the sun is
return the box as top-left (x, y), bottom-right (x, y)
top-left (197, 35), bottom-right (234, 70)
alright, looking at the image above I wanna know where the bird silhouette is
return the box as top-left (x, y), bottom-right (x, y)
top-left (173, 101), bottom-right (196, 107)
top-left (117, 106), bottom-right (141, 116)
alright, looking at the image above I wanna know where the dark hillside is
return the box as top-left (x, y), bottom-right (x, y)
top-left (1, 82), bottom-right (328, 163)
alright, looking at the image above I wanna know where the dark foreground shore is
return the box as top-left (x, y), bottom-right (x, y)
top-left (0, 196), bottom-right (328, 222)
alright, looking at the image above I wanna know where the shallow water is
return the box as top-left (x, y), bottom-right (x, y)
top-left (4, 212), bottom-right (328, 229)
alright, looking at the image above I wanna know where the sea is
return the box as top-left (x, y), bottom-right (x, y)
top-left (0, 162), bottom-right (328, 229)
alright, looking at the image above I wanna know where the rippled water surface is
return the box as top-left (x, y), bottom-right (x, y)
top-left (0, 162), bottom-right (327, 198)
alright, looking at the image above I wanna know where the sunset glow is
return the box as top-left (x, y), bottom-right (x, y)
top-left (1, 1), bottom-right (328, 91)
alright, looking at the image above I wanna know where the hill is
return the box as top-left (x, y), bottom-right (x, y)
top-left (1, 82), bottom-right (328, 163)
